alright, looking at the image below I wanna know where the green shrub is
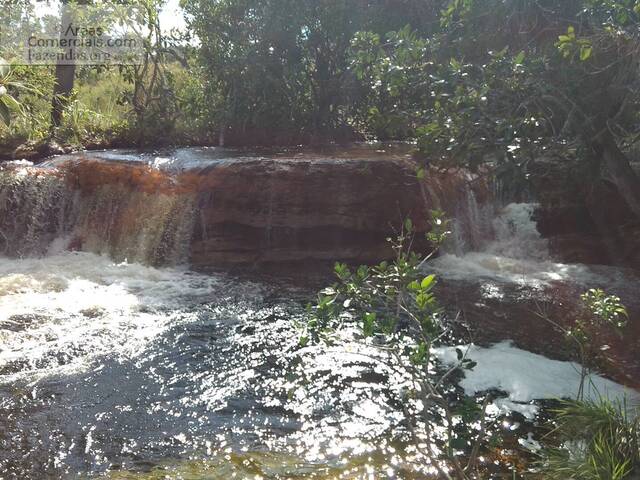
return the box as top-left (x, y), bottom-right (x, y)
top-left (541, 398), bottom-right (639, 480)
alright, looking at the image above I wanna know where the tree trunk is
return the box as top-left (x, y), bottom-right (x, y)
top-left (595, 132), bottom-right (640, 221)
top-left (51, 65), bottom-right (75, 128)
top-left (50, 2), bottom-right (76, 130)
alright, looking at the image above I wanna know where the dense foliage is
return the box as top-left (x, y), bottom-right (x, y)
top-left (2, 0), bottom-right (639, 223)
top-left (181, 0), bottom-right (441, 144)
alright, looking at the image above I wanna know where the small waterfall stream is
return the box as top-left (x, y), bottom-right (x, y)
top-left (434, 199), bottom-right (637, 288)
top-left (0, 163), bottom-right (197, 265)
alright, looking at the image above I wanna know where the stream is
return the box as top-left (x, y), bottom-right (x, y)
top-left (0, 147), bottom-right (638, 479)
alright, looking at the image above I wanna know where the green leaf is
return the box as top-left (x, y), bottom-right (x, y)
top-left (416, 292), bottom-right (431, 310)
top-left (410, 341), bottom-right (428, 365)
top-left (0, 101), bottom-right (10, 126)
top-left (1, 94), bottom-right (21, 112)
top-left (356, 265), bottom-right (369, 280)
top-left (421, 274), bottom-right (436, 290)
top-left (404, 218), bottom-right (413, 233)
top-left (416, 167), bottom-right (426, 180)
top-left (514, 51), bottom-right (525, 65)
top-left (363, 312), bottom-right (376, 337)
top-left (580, 46), bottom-right (592, 61)
top-left (0, 58), bottom-right (9, 78)
top-left (334, 262), bottom-right (349, 279)
top-left (10, 82), bottom-right (42, 95)
top-left (617, 10), bottom-right (630, 24)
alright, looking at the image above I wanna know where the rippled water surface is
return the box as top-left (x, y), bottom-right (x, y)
top-left (0, 252), bottom-right (432, 479)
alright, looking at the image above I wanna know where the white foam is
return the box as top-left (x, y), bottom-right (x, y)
top-left (435, 341), bottom-right (640, 418)
top-left (0, 251), bottom-right (225, 383)
top-left (1, 159), bottom-right (34, 168)
top-left (431, 251), bottom-right (604, 287)
top-left (488, 203), bottom-right (548, 260)
top-left (431, 202), bottom-right (632, 288)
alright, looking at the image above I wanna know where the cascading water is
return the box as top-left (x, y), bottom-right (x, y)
top-left (0, 151), bottom-right (473, 479)
top-left (433, 200), bottom-right (619, 287)
top-left (448, 185), bottom-right (495, 256)
top-left (0, 162), bottom-right (196, 265)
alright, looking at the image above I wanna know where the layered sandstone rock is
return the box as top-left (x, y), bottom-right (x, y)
top-left (1, 155), bottom-right (443, 267)
top-left (189, 158), bottom-right (431, 266)
top-left (531, 157), bottom-right (640, 270)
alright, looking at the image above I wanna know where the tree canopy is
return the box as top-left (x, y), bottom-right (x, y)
top-left (2, 0), bottom-right (640, 220)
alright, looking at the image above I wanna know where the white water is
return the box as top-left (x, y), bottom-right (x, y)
top-left (0, 251), bottom-right (227, 383)
top-left (0, 165), bottom-right (197, 265)
top-left (436, 342), bottom-right (640, 419)
top-left (433, 202), bottom-right (629, 288)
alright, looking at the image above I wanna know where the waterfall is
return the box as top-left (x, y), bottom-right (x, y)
top-left (422, 170), bottom-right (496, 256)
top-left (428, 200), bottom-right (613, 287)
top-left (447, 184), bottom-right (496, 255)
top-left (487, 203), bottom-right (548, 260)
top-left (0, 154), bottom-right (576, 275)
top-left (0, 162), bottom-right (197, 266)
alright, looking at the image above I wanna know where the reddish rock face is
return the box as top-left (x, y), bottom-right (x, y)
top-left (2, 156), bottom-right (450, 267)
top-left (531, 157), bottom-right (640, 270)
top-left (189, 158), bottom-right (432, 267)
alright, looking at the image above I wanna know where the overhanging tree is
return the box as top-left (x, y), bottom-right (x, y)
top-left (351, 0), bottom-right (640, 219)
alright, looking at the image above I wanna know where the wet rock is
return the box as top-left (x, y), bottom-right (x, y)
top-left (41, 140), bottom-right (72, 157)
top-left (531, 156), bottom-right (640, 271)
top-left (9, 139), bottom-right (75, 162)
top-left (546, 234), bottom-right (609, 265)
top-left (188, 158), bottom-right (434, 266)
top-left (2, 155), bottom-right (457, 266)
top-left (12, 141), bottom-right (43, 161)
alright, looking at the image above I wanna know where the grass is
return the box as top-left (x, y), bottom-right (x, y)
top-left (0, 67), bottom-right (133, 154)
top-left (540, 398), bottom-right (640, 480)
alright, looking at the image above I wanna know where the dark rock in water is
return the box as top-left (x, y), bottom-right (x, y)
top-left (12, 141), bottom-right (44, 161)
top-left (531, 156), bottom-right (640, 271)
top-left (11, 139), bottom-right (73, 161)
top-left (546, 234), bottom-right (609, 265)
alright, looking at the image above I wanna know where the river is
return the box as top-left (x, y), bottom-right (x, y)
top-left (0, 146), bottom-right (638, 479)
